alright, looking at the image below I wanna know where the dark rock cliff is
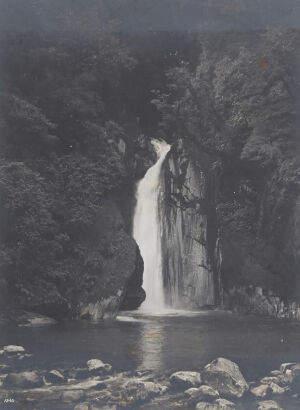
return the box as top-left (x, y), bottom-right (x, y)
top-left (160, 140), bottom-right (217, 308)
top-left (154, 30), bottom-right (300, 318)
top-left (161, 134), bottom-right (299, 317)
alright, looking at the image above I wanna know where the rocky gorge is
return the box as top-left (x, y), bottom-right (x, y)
top-left (0, 2), bottom-right (300, 408)
top-left (0, 1), bottom-right (299, 321)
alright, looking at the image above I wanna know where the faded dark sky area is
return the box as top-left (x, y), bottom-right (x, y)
top-left (1, 0), bottom-right (300, 33)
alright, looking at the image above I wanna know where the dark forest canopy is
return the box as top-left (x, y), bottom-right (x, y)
top-left (0, 1), bottom-right (299, 317)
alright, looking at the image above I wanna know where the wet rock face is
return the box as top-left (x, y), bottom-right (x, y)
top-left (223, 286), bottom-right (300, 320)
top-left (120, 246), bottom-right (146, 311)
top-left (160, 141), bottom-right (216, 309)
top-left (162, 134), bottom-right (300, 317)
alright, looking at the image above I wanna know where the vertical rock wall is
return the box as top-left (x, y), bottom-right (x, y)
top-left (160, 140), bottom-right (216, 309)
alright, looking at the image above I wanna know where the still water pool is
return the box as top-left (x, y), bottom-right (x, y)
top-left (1, 310), bottom-right (300, 381)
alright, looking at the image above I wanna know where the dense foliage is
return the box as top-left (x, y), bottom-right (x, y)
top-left (0, 1), bottom-right (299, 316)
top-left (153, 30), bottom-right (300, 299)
top-left (0, 17), bottom-right (200, 315)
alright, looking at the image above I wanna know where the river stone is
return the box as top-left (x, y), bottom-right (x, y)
top-left (269, 382), bottom-right (286, 395)
top-left (275, 372), bottom-right (294, 387)
top-left (122, 379), bottom-right (167, 405)
top-left (3, 345), bottom-right (25, 354)
top-left (215, 398), bottom-right (237, 409)
top-left (270, 370), bottom-right (282, 377)
top-left (251, 384), bottom-right (272, 398)
top-left (260, 377), bottom-right (281, 385)
top-left (257, 400), bottom-right (283, 410)
top-left (280, 363), bottom-right (298, 373)
top-left (196, 399), bottom-right (236, 410)
top-left (185, 385), bottom-right (219, 405)
top-left (195, 402), bottom-right (218, 410)
top-left (45, 370), bottom-right (65, 384)
top-left (74, 404), bottom-right (90, 410)
top-left (202, 357), bottom-right (248, 398)
top-left (87, 359), bottom-right (112, 374)
top-left (62, 390), bottom-right (85, 403)
top-left (3, 371), bottom-right (43, 388)
top-left (170, 371), bottom-right (202, 390)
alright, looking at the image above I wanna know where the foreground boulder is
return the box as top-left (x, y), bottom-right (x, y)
top-left (196, 398), bottom-right (236, 410)
top-left (61, 390), bottom-right (85, 403)
top-left (202, 358), bottom-right (248, 398)
top-left (44, 370), bottom-right (65, 384)
top-left (3, 371), bottom-right (43, 388)
top-left (122, 379), bottom-right (168, 406)
top-left (185, 385), bottom-right (219, 406)
top-left (257, 400), bottom-right (283, 410)
top-left (74, 404), bottom-right (90, 410)
top-left (215, 398), bottom-right (237, 409)
top-left (280, 363), bottom-right (298, 373)
top-left (170, 371), bottom-right (202, 390)
top-left (251, 384), bottom-right (271, 398)
top-left (3, 345), bottom-right (25, 354)
top-left (87, 359), bottom-right (112, 375)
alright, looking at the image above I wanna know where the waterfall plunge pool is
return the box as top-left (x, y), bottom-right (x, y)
top-left (1, 310), bottom-right (300, 382)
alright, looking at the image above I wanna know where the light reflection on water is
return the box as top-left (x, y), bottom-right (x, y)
top-left (1, 310), bottom-right (300, 380)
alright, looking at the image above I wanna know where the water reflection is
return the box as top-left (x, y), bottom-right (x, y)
top-left (138, 318), bottom-right (165, 371)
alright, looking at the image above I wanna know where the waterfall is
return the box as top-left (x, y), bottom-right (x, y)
top-left (133, 140), bottom-right (171, 312)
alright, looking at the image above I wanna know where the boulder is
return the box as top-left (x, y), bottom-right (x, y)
top-left (185, 385), bottom-right (219, 406)
top-left (74, 404), bottom-right (90, 410)
top-left (280, 363), bottom-right (298, 373)
top-left (3, 345), bottom-right (25, 354)
top-left (61, 390), bottom-right (85, 403)
top-left (195, 403), bottom-right (217, 410)
top-left (170, 371), bottom-right (202, 390)
top-left (122, 379), bottom-right (167, 406)
top-left (276, 372), bottom-right (294, 386)
top-left (87, 359), bottom-right (112, 374)
top-left (270, 370), bottom-right (282, 377)
top-left (251, 384), bottom-right (271, 398)
top-left (17, 354), bottom-right (26, 360)
top-left (269, 382), bottom-right (286, 395)
top-left (257, 400), bottom-right (283, 410)
top-left (3, 371), bottom-right (43, 388)
top-left (202, 358), bottom-right (248, 398)
top-left (260, 377), bottom-right (281, 385)
top-left (215, 398), bottom-right (237, 409)
top-left (45, 370), bottom-right (65, 384)
top-left (196, 399), bottom-right (236, 410)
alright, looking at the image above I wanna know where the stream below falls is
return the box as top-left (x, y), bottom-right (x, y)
top-left (1, 310), bottom-right (300, 382)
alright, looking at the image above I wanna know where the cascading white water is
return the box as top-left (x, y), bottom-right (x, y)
top-left (133, 140), bottom-right (171, 312)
